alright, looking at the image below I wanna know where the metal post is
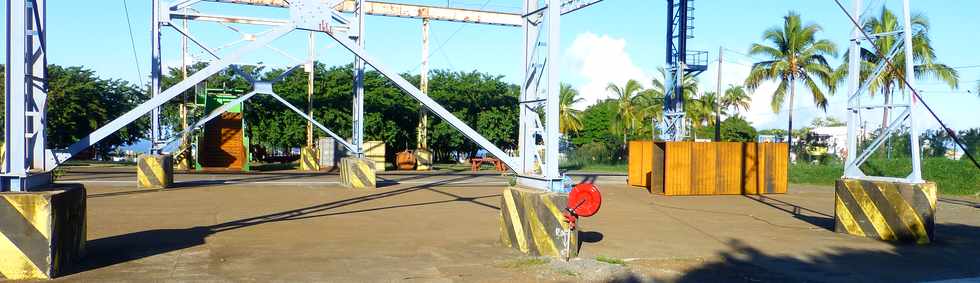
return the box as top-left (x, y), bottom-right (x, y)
top-left (307, 31), bottom-right (315, 147)
top-left (28, 0), bottom-right (47, 171)
top-left (844, 0), bottom-right (862, 177)
top-left (352, 0), bottom-right (365, 156)
top-left (544, 0), bottom-right (561, 182)
top-left (150, 0), bottom-right (162, 154)
top-left (902, 0), bottom-right (922, 182)
top-left (417, 18), bottom-right (429, 150)
top-left (5, 0), bottom-right (28, 190)
top-left (180, 10), bottom-right (188, 123)
top-left (714, 46), bottom-right (722, 141)
top-left (517, 0), bottom-right (534, 176)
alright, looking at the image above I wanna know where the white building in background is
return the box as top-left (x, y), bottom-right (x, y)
top-left (810, 126), bottom-right (849, 157)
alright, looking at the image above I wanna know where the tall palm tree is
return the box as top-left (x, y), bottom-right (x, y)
top-left (835, 7), bottom-right (958, 128)
top-left (745, 11), bottom-right (838, 152)
top-left (721, 85), bottom-right (752, 114)
top-left (606, 79), bottom-right (646, 144)
top-left (559, 84), bottom-right (584, 135)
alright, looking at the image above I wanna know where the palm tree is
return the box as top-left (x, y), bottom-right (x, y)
top-left (559, 84), bottom-right (584, 135)
top-left (721, 85), bottom-right (752, 114)
top-left (745, 11), bottom-right (838, 153)
top-left (834, 7), bottom-right (958, 129)
top-left (606, 79), bottom-right (646, 144)
top-left (634, 88), bottom-right (664, 137)
top-left (688, 92), bottom-right (718, 129)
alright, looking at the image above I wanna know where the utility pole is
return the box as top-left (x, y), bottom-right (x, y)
top-left (418, 18), bottom-right (429, 151)
top-left (178, 8), bottom-right (191, 169)
top-left (307, 31), bottom-right (315, 147)
top-left (714, 46), bottom-right (722, 141)
top-left (150, 0), bottom-right (162, 154)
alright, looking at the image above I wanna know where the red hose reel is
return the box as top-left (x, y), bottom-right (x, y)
top-left (563, 182), bottom-right (602, 230)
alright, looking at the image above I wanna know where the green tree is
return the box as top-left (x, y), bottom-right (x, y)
top-left (745, 11), bottom-right (838, 153)
top-left (834, 7), bottom-right (958, 128)
top-left (559, 84), bottom-right (584, 134)
top-left (570, 99), bottom-right (620, 149)
top-left (0, 65), bottom-right (148, 158)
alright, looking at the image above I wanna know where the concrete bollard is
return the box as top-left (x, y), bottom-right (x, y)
top-left (0, 185), bottom-right (86, 279)
top-left (137, 154), bottom-right (174, 189)
top-left (499, 186), bottom-right (578, 259)
top-left (835, 178), bottom-right (937, 244)
top-left (340, 157), bottom-right (376, 189)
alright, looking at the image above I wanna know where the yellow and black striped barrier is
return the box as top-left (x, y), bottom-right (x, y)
top-left (0, 185), bottom-right (86, 280)
top-left (499, 186), bottom-right (578, 259)
top-left (340, 157), bottom-right (376, 189)
top-left (835, 179), bottom-right (937, 244)
top-left (415, 149), bottom-right (432, 171)
top-left (137, 154), bottom-right (174, 189)
top-left (300, 146), bottom-right (320, 171)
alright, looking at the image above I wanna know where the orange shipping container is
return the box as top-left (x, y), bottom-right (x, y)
top-left (649, 141), bottom-right (788, 196)
top-left (627, 141), bottom-right (654, 188)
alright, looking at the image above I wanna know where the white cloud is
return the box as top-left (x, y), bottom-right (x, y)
top-left (565, 32), bottom-right (651, 109)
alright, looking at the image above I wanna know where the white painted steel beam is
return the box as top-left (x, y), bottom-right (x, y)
top-left (317, 27), bottom-right (518, 171)
top-left (203, 0), bottom-right (522, 26)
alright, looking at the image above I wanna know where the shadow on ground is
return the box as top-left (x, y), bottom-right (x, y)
top-left (669, 223), bottom-right (980, 283)
top-left (70, 175), bottom-right (501, 276)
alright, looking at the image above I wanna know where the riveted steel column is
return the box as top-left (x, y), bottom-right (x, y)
top-left (902, 0), bottom-right (922, 182)
top-left (5, 0), bottom-right (28, 190)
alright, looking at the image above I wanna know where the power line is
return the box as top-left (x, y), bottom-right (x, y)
top-left (121, 0), bottom-right (144, 87)
top-left (409, 0), bottom-right (494, 74)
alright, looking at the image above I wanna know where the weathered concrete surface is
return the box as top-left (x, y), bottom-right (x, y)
top-left (52, 168), bottom-right (980, 282)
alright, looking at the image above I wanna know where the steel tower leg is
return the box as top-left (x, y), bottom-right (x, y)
top-left (902, 0), bottom-right (922, 182)
top-left (3, 0), bottom-right (51, 191)
top-left (351, 0), bottom-right (365, 157)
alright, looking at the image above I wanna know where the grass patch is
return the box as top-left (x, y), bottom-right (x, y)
top-left (595, 255), bottom-right (626, 266)
top-left (556, 268), bottom-right (579, 277)
top-left (790, 157), bottom-right (979, 196)
top-left (498, 257), bottom-right (549, 268)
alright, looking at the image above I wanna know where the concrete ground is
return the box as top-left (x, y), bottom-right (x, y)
top-left (45, 167), bottom-right (980, 282)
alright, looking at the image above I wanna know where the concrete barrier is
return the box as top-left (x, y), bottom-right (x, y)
top-left (340, 157), bottom-right (376, 189)
top-left (300, 146), bottom-right (320, 171)
top-left (835, 179), bottom-right (936, 244)
top-left (0, 185), bottom-right (86, 279)
top-left (415, 149), bottom-right (432, 171)
top-left (364, 141), bottom-right (386, 172)
top-left (499, 186), bottom-right (578, 259)
top-left (137, 154), bottom-right (173, 189)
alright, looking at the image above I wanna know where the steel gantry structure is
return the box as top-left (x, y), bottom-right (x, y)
top-left (842, 0), bottom-right (924, 184)
top-left (2, 0), bottom-right (604, 191)
top-left (661, 0), bottom-right (706, 141)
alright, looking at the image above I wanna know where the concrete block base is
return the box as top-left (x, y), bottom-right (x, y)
top-left (835, 178), bottom-right (936, 244)
top-left (137, 154), bottom-right (174, 189)
top-left (0, 184), bottom-right (86, 279)
top-left (415, 149), bottom-right (432, 171)
top-left (300, 146), bottom-right (320, 171)
top-left (499, 186), bottom-right (578, 259)
top-left (340, 157), bottom-right (376, 189)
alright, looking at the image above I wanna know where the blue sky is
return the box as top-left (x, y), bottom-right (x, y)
top-left (6, 0), bottom-right (980, 131)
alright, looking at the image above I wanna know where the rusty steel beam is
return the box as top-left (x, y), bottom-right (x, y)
top-left (204, 0), bottom-right (522, 26)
